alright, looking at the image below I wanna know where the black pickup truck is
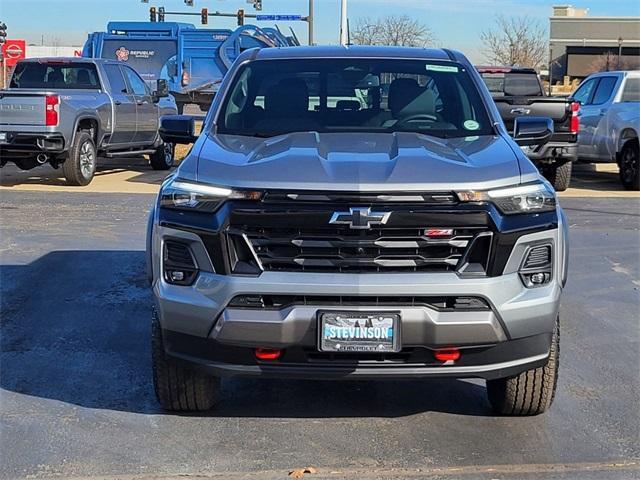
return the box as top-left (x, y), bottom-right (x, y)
top-left (477, 66), bottom-right (579, 191)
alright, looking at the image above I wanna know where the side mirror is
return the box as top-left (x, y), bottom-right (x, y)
top-left (159, 115), bottom-right (197, 144)
top-left (513, 117), bottom-right (553, 147)
top-left (152, 79), bottom-right (169, 103)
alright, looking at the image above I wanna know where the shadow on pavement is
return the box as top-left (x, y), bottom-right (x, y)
top-left (1, 250), bottom-right (493, 418)
top-left (0, 157), bottom-right (176, 188)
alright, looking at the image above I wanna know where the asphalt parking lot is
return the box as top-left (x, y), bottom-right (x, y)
top-left (0, 160), bottom-right (639, 480)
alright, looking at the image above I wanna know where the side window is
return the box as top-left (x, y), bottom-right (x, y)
top-left (123, 67), bottom-right (149, 96)
top-left (591, 76), bottom-right (617, 105)
top-left (104, 65), bottom-right (128, 94)
top-left (621, 78), bottom-right (640, 103)
top-left (573, 78), bottom-right (598, 105)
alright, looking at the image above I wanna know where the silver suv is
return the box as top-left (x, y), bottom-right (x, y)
top-left (148, 46), bottom-right (569, 415)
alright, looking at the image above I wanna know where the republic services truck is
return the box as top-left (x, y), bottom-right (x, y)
top-left (83, 21), bottom-right (295, 113)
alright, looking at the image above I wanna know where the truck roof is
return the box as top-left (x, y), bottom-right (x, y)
top-left (251, 45), bottom-right (457, 61)
top-left (17, 57), bottom-right (122, 65)
top-left (476, 66), bottom-right (537, 74)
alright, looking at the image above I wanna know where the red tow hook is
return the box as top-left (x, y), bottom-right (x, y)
top-left (255, 348), bottom-right (282, 361)
top-left (434, 348), bottom-right (461, 362)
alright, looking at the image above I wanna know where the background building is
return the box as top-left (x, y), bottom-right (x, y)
top-left (549, 4), bottom-right (640, 84)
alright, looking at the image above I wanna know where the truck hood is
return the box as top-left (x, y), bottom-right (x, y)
top-left (193, 132), bottom-right (523, 191)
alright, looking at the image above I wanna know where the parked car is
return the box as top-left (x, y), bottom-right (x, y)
top-left (571, 70), bottom-right (640, 190)
top-left (148, 46), bottom-right (568, 416)
top-left (83, 22), bottom-right (296, 113)
top-left (477, 66), bottom-right (580, 191)
top-left (0, 57), bottom-right (177, 185)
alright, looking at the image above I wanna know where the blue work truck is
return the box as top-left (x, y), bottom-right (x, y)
top-left (83, 22), bottom-right (295, 113)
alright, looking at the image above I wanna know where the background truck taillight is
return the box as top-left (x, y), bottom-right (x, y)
top-left (45, 95), bottom-right (59, 127)
top-left (570, 101), bottom-right (580, 134)
top-left (181, 70), bottom-right (190, 87)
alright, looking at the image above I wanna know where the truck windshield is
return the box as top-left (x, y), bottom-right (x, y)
top-left (217, 58), bottom-right (493, 139)
top-left (480, 72), bottom-right (542, 97)
top-left (10, 62), bottom-right (101, 90)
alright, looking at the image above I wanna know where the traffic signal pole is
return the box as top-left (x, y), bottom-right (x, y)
top-left (150, 3), bottom-right (315, 45)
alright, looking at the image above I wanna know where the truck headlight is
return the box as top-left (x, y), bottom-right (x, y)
top-left (457, 182), bottom-right (556, 215)
top-left (160, 178), bottom-right (261, 212)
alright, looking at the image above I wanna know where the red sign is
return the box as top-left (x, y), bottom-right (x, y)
top-left (2, 39), bottom-right (26, 67)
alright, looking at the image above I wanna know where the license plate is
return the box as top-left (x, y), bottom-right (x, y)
top-left (0, 133), bottom-right (7, 144)
top-left (318, 311), bottom-right (400, 353)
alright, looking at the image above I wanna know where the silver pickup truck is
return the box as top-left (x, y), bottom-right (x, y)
top-left (572, 70), bottom-right (640, 190)
top-left (0, 57), bottom-right (177, 185)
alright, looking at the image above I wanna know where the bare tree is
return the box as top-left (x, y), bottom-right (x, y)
top-left (480, 15), bottom-right (547, 69)
top-left (350, 17), bottom-right (382, 46)
top-left (351, 15), bottom-right (434, 48)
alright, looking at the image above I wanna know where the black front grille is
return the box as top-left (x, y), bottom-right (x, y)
top-left (225, 203), bottom-right (493, 274)
top-left (242, 226), bottom-right (479, 272)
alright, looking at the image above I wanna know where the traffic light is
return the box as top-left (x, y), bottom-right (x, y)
top-left (158, 6), bottom-right (165, 22)
top-left (201, 8), bottom-right (208, 25)
top-left (0, 22), bottom-right (7, 45)
top-left (149, 7), bottom-right (157, 22)
top-left (237, 9), bottom-right (245, 26)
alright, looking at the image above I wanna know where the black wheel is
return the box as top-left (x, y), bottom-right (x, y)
top-left (487, 317), bottom-right (559, 416)
top-left (63, 131), bottom-right (97, 186)
top-left (619, 140), bottom-right (639, 191)
top-left (152, 308), bottom-right (219, 411)
top-left (149, 142), bottom-right (175, 170)
top-left (542, 162), bottom-right (572, 192)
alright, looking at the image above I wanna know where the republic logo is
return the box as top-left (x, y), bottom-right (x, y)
top-left (115, 47), bottom-right (129, 62)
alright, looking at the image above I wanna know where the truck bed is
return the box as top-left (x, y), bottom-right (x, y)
top-left (493, 96), bottom-right (575, 142)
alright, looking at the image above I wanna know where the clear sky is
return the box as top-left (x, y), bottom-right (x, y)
top-left (1, 0), bottom-right (639, 62)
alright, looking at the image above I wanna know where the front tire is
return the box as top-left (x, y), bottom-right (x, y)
top-left (152, 308), bottom-right (219, 411)
top-left (487, 317), bottom-right (559, 416)
top-left (619, 140), bottom-right (639, 191)
top-left (149, 142), bottom-right (175, 170)
top-left (63, 131), bottom-right (97, 186)
top-left (542, 161), bottom-right (572, 192)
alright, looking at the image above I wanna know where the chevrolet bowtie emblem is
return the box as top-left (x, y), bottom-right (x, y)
top-left (329, 207), bottom-right (391, 230)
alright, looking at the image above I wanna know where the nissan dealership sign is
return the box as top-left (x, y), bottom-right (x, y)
top-left (2, 39), bottom-right (26, 67)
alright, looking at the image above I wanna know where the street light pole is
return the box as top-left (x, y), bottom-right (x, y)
top-left (308, 0), bottom-right (314, 46)
top-left (339, 0), bottom-right (348, 46)
top-left (617, 37), bottom-right (623, 69)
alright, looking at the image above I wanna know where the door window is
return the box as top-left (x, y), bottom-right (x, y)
top-left (591, 76), bottom-right (617, 105)
top-left (572, 78), bottom-right (598, 105)
top-left (104, 64), bottom-right (128, 94)
top-left (123, 67), bottom-right (150, 96)
top-left (621, 78), bottom-right (640, 102)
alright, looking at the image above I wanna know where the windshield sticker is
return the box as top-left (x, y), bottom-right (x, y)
top-left (464, 120), bottom-right (480, 130)
top-left (425, 64), bottom-right (459, 73)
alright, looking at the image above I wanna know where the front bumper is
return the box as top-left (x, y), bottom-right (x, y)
top-left (163, 328), bottom-right (551, 380)
top-left (152, 225), bottom-right (565, 380)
